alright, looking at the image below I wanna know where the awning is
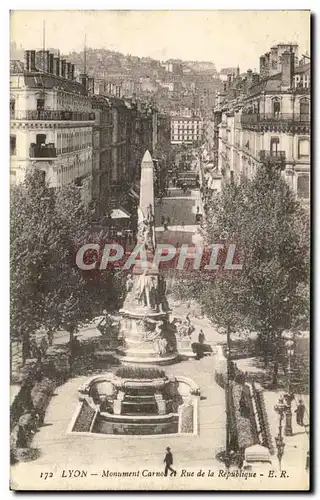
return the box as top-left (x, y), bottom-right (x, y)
top-left (110, 207), bottom-right (130, 219)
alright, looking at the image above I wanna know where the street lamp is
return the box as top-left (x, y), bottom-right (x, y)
top-left (282, 331), bottom-right (295, 436)
top-left (274, 396), bottom-right (286, 470)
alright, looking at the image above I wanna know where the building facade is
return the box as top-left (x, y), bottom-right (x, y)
top-left (212, 44), bottom-right (310, 202)
top-left (91, 83), bottom-right (171, 219)
top-left (10, 50), bottom-right (95, 204)
top-left (170, 116), bottom-right (204, 145)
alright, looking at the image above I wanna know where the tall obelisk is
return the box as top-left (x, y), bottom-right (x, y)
top-left (117, 150), bottom-right (178, 365)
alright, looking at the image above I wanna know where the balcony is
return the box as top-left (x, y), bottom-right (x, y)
top-left (241, 113), bottom-right (310, 132)
top-left (29, 143), bottom-right (57, 159)
top-left (11, 110), bottom-right (96, 122)
top-left (259, 150), bottom-right (286, 168)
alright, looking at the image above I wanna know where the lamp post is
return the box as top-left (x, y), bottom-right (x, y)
top-left (274, 397), bottom-right (286, 470)
top-left (225, 324), bottom-right (232, 470)
top-left (282, 331), bottom-right (295, 436)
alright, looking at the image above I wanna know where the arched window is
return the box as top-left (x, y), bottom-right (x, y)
top-left (272, 98), bottom-right (281, 117)
top-left (300, 98), bottom-right (309, 120)
top-left (297, 175), bottom-right (309, 199)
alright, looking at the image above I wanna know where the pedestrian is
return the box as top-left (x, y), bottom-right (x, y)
top-left (164, 447), bottom-right (176, 476)
top-left (295, 399), bottom-right (306, 426)
top-left (161, 215), bottom-right (165, 227)
top-left (305, 450), bottom-right (310, 470)
top-left (198, 329), bottom-right (205, 344)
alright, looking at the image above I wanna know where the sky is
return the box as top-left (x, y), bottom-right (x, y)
top-left (10, 10), bottom-right (310, 71)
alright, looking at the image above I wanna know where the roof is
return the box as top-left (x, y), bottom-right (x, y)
top-left (171, 116), bottom-right (202, 121)
top-left (111, 207), bottom-right (130, 219)
top-left (220, 67), bottom-right (237, 75)
top-left (295, 62), bottom-right (311, 74)
top-left (91, 94), bottom-right (112, 108)
top-left (12, 70), bottom-right (87, 95)
top-left (247, 72), bottom-right (282, 96)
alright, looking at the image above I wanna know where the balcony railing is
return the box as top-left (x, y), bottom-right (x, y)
top-left (11, 109), bottom-right (95, 122)
top-left (29, 143), bottom-right (57, 159)
top-left (259, 150), bottom-right (286, 164)
top-left (241, 113), bottom-right (310, 126)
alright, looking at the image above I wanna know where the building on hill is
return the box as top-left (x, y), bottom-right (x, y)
top-left (10, 49), bottom-right (95, 204)
top-left (219, 67), bottom-right (238, 82)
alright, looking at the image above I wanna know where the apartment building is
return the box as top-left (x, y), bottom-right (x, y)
top-left (214, 44), bottom-right (310, 202)
top-left (10, 49), bottom-right (95, 204)
top-left (170, 116), bottom-right (204, 145)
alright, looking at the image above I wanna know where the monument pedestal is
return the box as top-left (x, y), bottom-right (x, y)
top-left (116, 308), bottom-right (178, 366)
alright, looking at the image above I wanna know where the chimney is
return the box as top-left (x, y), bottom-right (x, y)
top-left (30, 50), bottom-right (36, 71)
top-left (87, 76), bottom-right (95, 95)
top-left (281, 50), bottom-right (294, 89)
top-left (67, 62), bottom-right (72, 80)
top-left (71, 64), bottom-right (75, 80)
top-left (259, 56), bottom-right (266, 78)
top-left (264, 52), bottom-right (270, 77)
top-left (49, 53), bottom-right (54, 74)
top-left (252, 73), bottom-right (260, 85)
top-left (54, 56), bottom-right (60, 76)
top-left (24, 50), bottom-right (30, 71)
top-left (45, 51), bottom-right (50, 72)
top-left (80, 73), bottom-right (88, 92)
top-left (61, 59), bottom-right (67, 78)
top-left (246, 69), bottom-right (253, 88)
top-left (270, 46), bottom-right (279, 75)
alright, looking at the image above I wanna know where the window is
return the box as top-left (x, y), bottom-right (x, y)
top-left (298, 139), bottom-right (310, 158)
top-left (297, 175), bottom-right (309, 199)
top-left (36, 134), bottom-right (46, 146)
top-left (10, 99), bottom-right (15, 118)
top-left (270, 137), bottom-right (280, 154)
top-left (37, 98), bottom-right (45, 111)
top-left (300, 99), bottom-right (309, 120)
top-left (10, 135), bottom-right (16, 155)
top-left (272, 99), bottom-right (281, 117)
top-left (10, 170), bottom-right (16, 184)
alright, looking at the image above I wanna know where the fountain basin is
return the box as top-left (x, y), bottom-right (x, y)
top-left (69, 373), bottom-right (200, 436)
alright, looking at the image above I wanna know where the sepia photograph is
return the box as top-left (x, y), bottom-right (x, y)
top-left (9, 9), bottom-right (310, 491)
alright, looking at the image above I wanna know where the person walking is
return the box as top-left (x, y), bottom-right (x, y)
top-left (295, 399), bottom-right (306, 426)
top-left (164, 447), bottom-right (176, 476)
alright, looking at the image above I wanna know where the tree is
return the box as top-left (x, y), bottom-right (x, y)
top-left (10, 171), bottom-right (120, 367)
top-left (203, 166), bottom-right (309, 385)
top-left (177, 165), bottom-right (309, 386)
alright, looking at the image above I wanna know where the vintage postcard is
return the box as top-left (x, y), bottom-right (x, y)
top-left (10, 10), bottom-right (310, 491)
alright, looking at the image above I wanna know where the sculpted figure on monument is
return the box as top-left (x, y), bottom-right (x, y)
top-left (134, 270), bottom-right (159, 310)
top-left (137, 205), bottom-right (155, 252)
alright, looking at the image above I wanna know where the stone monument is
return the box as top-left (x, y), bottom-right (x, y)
top-left (117, 150), bottom-right (178, 365)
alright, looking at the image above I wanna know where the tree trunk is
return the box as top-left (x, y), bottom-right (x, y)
top-left (271, 332), bottom-right (281, 387)
top-left (68, 330), bottom-right (74, 376)
top-left (22, 331), bottom-right (30, 365)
